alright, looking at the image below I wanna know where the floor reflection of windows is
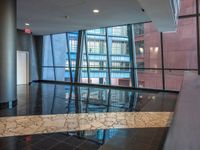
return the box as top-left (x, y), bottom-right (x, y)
top-left (47, 85), bottom-right (148, 114)
top-left (66, 86), bottom-right (142, 113)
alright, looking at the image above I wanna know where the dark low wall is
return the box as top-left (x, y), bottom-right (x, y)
top-left (164, 72), bottom-right (200, 150)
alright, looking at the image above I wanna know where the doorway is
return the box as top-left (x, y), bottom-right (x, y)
top-left (17, 51), bottom-right (29, 85)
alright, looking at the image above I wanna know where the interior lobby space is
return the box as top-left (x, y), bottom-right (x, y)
top-left (0, 0), bottom-right (200, 150)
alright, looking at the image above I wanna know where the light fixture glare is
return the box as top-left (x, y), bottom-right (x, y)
top-left (139, 47), bottom-right (144, 53)
top-left (25, 23), bottom-right (30, 26)
top-left (93, 9), bottom-right (99, 13)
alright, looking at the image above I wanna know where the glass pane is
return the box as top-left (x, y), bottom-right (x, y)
top-left (54, 68), bottom-right (70, 82)
top-left (136, 69), bottom-right (163, 89)
top-left (80, 67), bottom-right (89, 83)
top-left (108, 26), bottom-right (131, 72)
top-left (134, 23), bottom-right (144, 36)
top-left (87, 29), bottom-right (109, 85)
top-left (52, 34), bottom-right (67, 66)
top-left (87, 29), bottom-right (105, 35)
top-left (110, 89), bottom-right (131, 108)
top-left (179, 0), bottom-right (196, 16)
top-left (163, 17), bottom-right (197, 69)
top-left (165, 70), bottom-right (184, 91)
top-left (111, 39), bottom-right (130, 68)
top-left (87, 35), bottom-right (107, 54)
top-left (42, 67), bottom-right (55, 80)
top-left (71, 67), bottom-right (76, 82)
top-left (111, 68), bottom-right (131, 87)
top-left (55, 68), bottom-right (65, 81)
top-left (68, 32), bottom-right (78, 82)
top-left (134, 23), bottom-right (161, 69)
top-left (68, 32), bottom-right (78, 67)
top-left (80, 36), bottom-right (89, 83)
top-left (165, 70), bottom-right (198, 91)
top-left (109, 26), bottom-right (128, 36)
top-left (43, 36), bottom-right (53, 66)
top-left (89, 69), bottom-right (109, 84)
top-left (89, 88), bottom-right (108, 105)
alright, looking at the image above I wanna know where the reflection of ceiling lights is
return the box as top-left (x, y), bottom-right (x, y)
top-left (93, 9), bottom-right (100, 14)
top-left (138, 85), bottom-right (143, 88)
top-left (150, 47), bottom-right (159, 53)
top-left (154, 47), bottom-right (159, 53)
top-left (139, 48), bottom-right (144, 53)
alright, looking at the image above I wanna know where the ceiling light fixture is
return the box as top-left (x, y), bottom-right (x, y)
top-left (93, 9), bottom-right (100, 14)
top-left (25, 23), bottom-right (30, 26)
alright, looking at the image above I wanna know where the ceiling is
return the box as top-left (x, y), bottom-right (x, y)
top-left (17, 0), bottom-right (151, 35)
top-left (17, 0), bottom-right (178, 35)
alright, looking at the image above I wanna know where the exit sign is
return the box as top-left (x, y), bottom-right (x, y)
top-left (24, 28), bottom-right (32, 34)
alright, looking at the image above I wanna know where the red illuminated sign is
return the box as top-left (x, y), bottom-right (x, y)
top-left (24, 28), bottom-right (32, 34)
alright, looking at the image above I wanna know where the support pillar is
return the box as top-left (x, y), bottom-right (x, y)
top-left (0, 0), bottom-right (17, 106)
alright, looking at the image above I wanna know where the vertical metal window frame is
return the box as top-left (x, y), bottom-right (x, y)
top-left (128, 24), bottom-right (138, 88)
top-left (75, 30), bottom-right (84, 83)
top-left (84, 31), bottom-right (91, 84)
top-left (67, 86), bottom-right (73, 113)
top-left (85, 88), bottom-right (90, 113)
top-left (50, 34), bottom-right (56, 81)
top-left (41, 37), bottom-right (45, 80)
top-left (74, 86), bottom-right (80, 113)
top-left (160, 32), bottom-right (165, 90)
top-left (66, 33), bottom-right (73, 83)
top-left (105, 28), bottom-right (112, 85)
top-left (196, 0), bottom-right (200, 75)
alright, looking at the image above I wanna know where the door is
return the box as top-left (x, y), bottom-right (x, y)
top-left (17, 51), bottom-right (29, 85)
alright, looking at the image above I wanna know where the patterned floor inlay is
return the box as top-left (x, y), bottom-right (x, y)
top-left (0, 112), bottom-right (173, 138)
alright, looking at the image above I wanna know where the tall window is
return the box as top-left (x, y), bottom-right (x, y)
top-left (108, 26), bottom-right (131, 87)
top-left (41, 0), bottom-right (199, 91)
top-left (85, 29), bottom-right (108, 85)
top-left (68, 32), bottom-right (78, 82)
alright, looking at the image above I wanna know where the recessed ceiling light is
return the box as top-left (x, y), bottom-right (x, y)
top-left (93, 9), bottom-right (100, 14)
top-left (25, 23), bottom-right (30, 26)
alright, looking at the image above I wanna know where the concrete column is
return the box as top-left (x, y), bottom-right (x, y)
top-left (0, 0), bottom-right (17, 103)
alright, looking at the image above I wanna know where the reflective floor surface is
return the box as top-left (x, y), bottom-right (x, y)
top-left (0, 83), bottom-right (178, 150)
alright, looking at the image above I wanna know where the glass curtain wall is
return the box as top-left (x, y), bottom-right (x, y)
top-left (80, 27), bottom-right (131, 87)
top-left (108, 26), bottom-right (132, 87)
top-left (42, 0), bottom-right (199, 91)
top-left (43, 35), bottom-right (55, 80)
top-left (42, 32), bottom-right (79, 82)
top-left (134, 23), bottom-right (163, 89)
top-left (86, 29), bottom-right (108, 85)
top-left (134, 0), bottom-right (198, 90)
top-left (68, 32), bottom-right (79, 82)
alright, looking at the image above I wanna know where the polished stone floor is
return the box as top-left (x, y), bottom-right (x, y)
top-left (0, 83), bottom-right (178, 150)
